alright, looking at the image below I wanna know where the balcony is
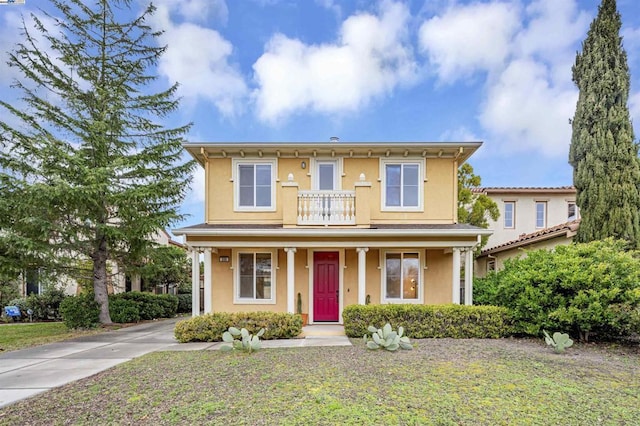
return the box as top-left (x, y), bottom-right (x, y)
top-left (297, 190), bottom-right (356, 225)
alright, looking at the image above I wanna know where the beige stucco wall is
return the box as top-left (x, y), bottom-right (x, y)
top-left (205, 156), bottom-right (457, 224)
top-left (424, 249), bottom-right (453, 304)
top-left (485, 192), bottom-right (577, 250)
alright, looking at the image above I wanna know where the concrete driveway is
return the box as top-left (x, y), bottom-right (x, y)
top-left (0, 318), bottom-right (350, 408)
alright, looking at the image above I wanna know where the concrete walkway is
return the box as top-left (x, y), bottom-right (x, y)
top-left (0, 318), bottom-right (350, 408)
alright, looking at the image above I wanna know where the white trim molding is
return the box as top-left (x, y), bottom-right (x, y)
top-left (233, 249), bottom-right (277, 305)
top-left (232, 158), bottom-right (277, 212)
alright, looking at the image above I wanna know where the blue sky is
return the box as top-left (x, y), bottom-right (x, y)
top-left (1, 0), bottom-right (640, 234)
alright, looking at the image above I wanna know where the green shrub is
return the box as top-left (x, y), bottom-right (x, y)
top-left (111, 292), bottom-right (178, 320)
top-left (59, 294), bottom-right (100, 329)
top-left (174, 312), bottom-right (303, 343)
top-left (474, 239), bottom-right (640, 341)
top-left (342, 304), bottom-right (513, 339)
top-left (25, 288), bottom-right (67, 320)
top-left (176, 294), bottom-right (191, 313)
top-left (108, 297), bottom-right (140, 323)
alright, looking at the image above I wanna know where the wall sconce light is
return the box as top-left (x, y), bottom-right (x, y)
top-left (219, 256), bottom-right (230, 262)
top-left (301, 161), bottom-right (307, 169)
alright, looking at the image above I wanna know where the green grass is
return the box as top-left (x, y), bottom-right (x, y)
top-left (0, 322), bottom-right (102, 352)
top-left (0, 338), bottom-right (638, 425)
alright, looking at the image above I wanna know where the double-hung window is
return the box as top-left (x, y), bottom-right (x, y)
top-left (567, 202), bottom-right (578, 221)
top-left (382, 160), bottom-right (422, 210)
top-left (235, 251), bottom-right (275, 304)
top-left (503, 201), bottom-right (515, 228)
top-left (234, 160), bottom-right (276, 211)
top-left (535, 201), bottom-right (547, 228)
top-left (383, 252), bottom-right (421, 302)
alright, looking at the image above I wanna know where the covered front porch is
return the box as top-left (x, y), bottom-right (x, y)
top-left (174, 225), bottom-right (488, 323)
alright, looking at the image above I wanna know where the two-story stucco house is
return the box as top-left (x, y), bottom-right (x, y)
top-left (173, 141), bottom-right (491, 323)
top-left (474, 186), bottom-right (579, 277)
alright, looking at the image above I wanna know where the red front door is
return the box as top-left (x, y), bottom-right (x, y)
top-left (313, 252), bottom-right (339, 322)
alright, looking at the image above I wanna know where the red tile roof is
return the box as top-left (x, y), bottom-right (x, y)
top-left (480, 220), bottom-right (580, 255)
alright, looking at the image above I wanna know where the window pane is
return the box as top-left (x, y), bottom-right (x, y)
top-left (403, 253), bottom-right (419, 299)
top-left (386, 254), bottom-right (401, 298)
top-left (255, 186), bottom-right (271, 207)
top-left (255, 253), bottom-right (271, 300)
top-left (239, 254), bottom-right (254, 298)
top-left (386, 165), bottom-right (401, 207)
top-left (568, 203), bottom-right (576, 220)
top-left (386, 165), bottom-right (401, 185)
top-left (318, 164), bottom-right (334, 190)
top-left (536, 202), bottom-right (546, 228)
top-left (255, 165), bottom-right (271, 185)
top-left (403, 165), bottom-right (419, 207)
top-left (239, 165), bottom-right (255, 207)
top-left (386, 186), bottom-right (401, 206)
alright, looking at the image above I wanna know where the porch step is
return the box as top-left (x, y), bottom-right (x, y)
top-left (300, 324), bottom-right (346, 337)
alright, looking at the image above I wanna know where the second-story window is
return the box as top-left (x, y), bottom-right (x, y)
top-left (504, 201), bottom-right (515, 228)
top-left (568, 202), bottom-right (578, 221)
top-left (535, 201), bottom-right (547, 228)
top-left (234, 160), bottom-right (276, 211)
top-left (382, 160), bottom-right (422, 210)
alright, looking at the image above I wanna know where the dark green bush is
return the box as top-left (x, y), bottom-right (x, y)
top-left (111, 292), bottom-right (178, 320)
top-left (108, 297), bottom-right (140, 323)
top-left (474, 239), bottom-right (640, 341)
top-left (174, 311), bottom-right (303, 343)
top-left (25, 288), bottom-right (67, 320)
top-left (342, 304), bottom-right (513, 339)
top-left (176, 294), bottom-right (192, 313)
top-left (59, 294), bottom-right (100, 329)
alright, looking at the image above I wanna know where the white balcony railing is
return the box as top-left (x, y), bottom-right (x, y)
top-left (297, 190), bottom-right (356, 225)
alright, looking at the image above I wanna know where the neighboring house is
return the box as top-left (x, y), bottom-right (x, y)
top-left (173, 141), bottom-right (491, 323)
top-left (19, 229), bottom-right (185, 297)
top-left (475, 220), bottom-right (580, 278)
top-left (473, 186), bottom-right (579, 277)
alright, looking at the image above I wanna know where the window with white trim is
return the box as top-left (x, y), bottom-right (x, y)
top-left (504, 201), bottom-right (515, 228)
top-left (535, 201), bottom-right (547, 228)
top-left (381, 160), bottom-right (422, 210)
top-left (234, 160), bottom-right (276, 211)
top-left (235, 251), bottom-right (275, 304)
top-left (384, 252), bottom-right (420, 301)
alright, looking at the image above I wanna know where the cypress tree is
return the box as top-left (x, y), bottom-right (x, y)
top-left (0, 0), bottom-right (194, 323)
top-left (568, 0), bottom-right (640, 247)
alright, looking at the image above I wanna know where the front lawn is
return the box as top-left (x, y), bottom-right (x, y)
top-left (0, 338), bottom-right (638, 424)
top-left (0, 322), bottom-right (102, 352)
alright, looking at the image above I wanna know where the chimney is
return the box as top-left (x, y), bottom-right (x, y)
top-left (329, 136), bottom-right (340, 143)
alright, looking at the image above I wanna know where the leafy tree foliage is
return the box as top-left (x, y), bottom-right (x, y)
top-left (0, 0), bottom-right (194, 324)
top-left (458, 163), bottom-right (499, 249)
top-left (474, 239), bottom-right (640, 341)
top-left (568, 0), bottom-right (640, 247)
top-left (133, 246), bottom-right (191, 293)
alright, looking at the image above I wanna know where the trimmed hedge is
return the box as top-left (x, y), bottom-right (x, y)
top-left (109, 298), bottom-right (141, 323)
top-left (342, 304), bottom-right (513, 339)
top-left (111, 292), bottom-right (178, 320)
top-left (174, 312), bottom-right (303, 343)
top-left (176, 294), bottom-right (192, 314)
top-left (59, 294), bottom-right (100, 329)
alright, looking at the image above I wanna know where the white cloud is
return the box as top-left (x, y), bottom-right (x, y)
top-left (187, 165), bottom-right (206, 204)
top-left (418, 1), bottom-right (521, 83)
top-left (152, 0), bottom-right (228, 24)
top-left (439, 126), bottom-right (480, 142)
top-left (480, 59), bottom-right (577, 157)
top-left (252, 1), bottom-right (417, 123)
top-left (151, 2), bottom-right (247, 117)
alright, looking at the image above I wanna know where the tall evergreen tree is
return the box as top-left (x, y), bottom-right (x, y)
top-left (568, 0), bottom-right (640, 247)
top-left (0, 0), bottom-right (194, 323)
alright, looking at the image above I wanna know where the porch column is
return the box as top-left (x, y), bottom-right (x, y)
top-left (452, 247), bottom-right (461, 304)
top-left (191, 248), bottom-right (201, 316)
top-left (464, 248), bottom-right (474, 305)
top-left (356, 247), bottom-right (368, 304)
top-left (285, 248), bottom-right (297, 313)
top-left (203, 248), bottom-right (212, 314)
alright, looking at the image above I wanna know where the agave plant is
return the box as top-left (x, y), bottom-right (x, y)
top-left (363, 323), bottom-right (412, 351)
top-left (543, 330), bottom-right (573, 354)
top-left (221, 326), bottom-right (265, 353)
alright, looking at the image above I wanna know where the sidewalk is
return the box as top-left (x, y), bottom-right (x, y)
top-left (0, 318), bottom-right (350, 408)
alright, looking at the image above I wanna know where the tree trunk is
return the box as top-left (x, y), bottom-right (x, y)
top-left (93, 237), bottom-right (112, 325)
